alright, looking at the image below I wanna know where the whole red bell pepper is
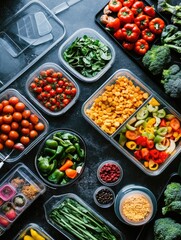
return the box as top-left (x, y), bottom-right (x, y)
top-left (149, 17), bottom-right (165, 34)
top-left (142, 28), bottom-right (155, 42)
top-left (134, 15), bottom-right (150, 30)
top-left (122, 41), bottom-right (135, 50)
top-left (131, 1), bottom-right (144, 16)
top-left (134, 39), bottom-right (149, 55)
top-left (122, 0), bottom-right (135, 8)
top-left (143, 6), bottom-right (156, 18)
top-left (122, 23), bottom-right (140, 42)
top-left (108, 0), bottom-right (122, 12)
top-left (114, 28), bottom-right (124, 40)
top-left (106, 17), bottom-right (121, 31)
top-left (117, 6), bottom-right (134, 24)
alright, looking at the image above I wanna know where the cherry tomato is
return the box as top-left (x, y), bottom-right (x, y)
top-left (9, 131), bottom-right (19, 140)
top-left (30, 114), bottom-right (39, 125)
top-left (5, 139), bottom-right (14, 148)
top-left (0, 103), bottom-right (3, 112)
top-left (58, 80), bottom-right (64, 86)
top-left (20, 136), bottom-right (30, 145)
top-left (3, 114), bottom-right (13, 124)
top-left (1, 124), bottom-right (11, 134)
top-left (29, 130), bottom-right (38, 139)
top-left (30, 82), bottom-right (37, 89)
top-left (71, 88), bottom-right (77, 95)
top-left (21, 128), bottom-right (30, 136)
top-left (0, 116), bottom-right (3, 125)
top-left (0, 133), bottom-right (8, 142)
top-left (63, 99), bottom-right (70, 106)
top-left (21, 119), bottom-right (30, 128)
top-left (0, 143), bottom-right (4, 150)
top-left (65, 89), bottom-right (72, 95)
top-left (2, 100), bottom-right (9, 107)
top-left (15, 102), bottom-right (26, 112)
top-left (40, 71), bottom-right (47, 78)
top-left (13, 112), bottom-right (23, 122)
top-left (22, 110), bottom-right (31, 119)
top-left (44, 85), bottom-right (52, 92)
top-left (3, 105), bottom-right (14, 114)
top-left (11, 122), bottom-right (19, 130)
top-left (34, 122), bottom-right (45, 131)
top-left (56, 87), bottom-right (63, 94)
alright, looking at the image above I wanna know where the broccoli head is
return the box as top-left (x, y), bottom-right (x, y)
top-left (154, 217), bottom-right (181, 240)
top-left (163, 182), bottom-right (181, 205)
top-left (162, 201), bottom-right (181, 215)
top-left (161, 64), bottom-right (181, 98)
top-left (142, 45), bottom-right (171, 75)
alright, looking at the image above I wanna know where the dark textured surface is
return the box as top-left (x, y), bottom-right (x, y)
top-left (0, 0), bottom-right (180, 239)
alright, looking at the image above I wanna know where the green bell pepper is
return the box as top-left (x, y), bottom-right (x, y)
top-left (45, 139), bottom-right (58, 149)
top-left (38, 156), bottom-right (57, 176)
top-left (74, 143), bottom-right (85, 158)
top-left (48, 169), bottom-right (64, 184)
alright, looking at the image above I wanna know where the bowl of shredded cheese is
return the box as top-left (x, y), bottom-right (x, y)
top-left (114, 184), bottom-right (157, 226)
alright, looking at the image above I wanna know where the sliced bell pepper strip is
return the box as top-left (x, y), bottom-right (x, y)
top-left (126, 141), bottom-right (137, 150)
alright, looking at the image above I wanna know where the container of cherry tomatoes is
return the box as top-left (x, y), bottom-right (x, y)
top-left (26, 62), bottom-right (80, 116)
top-left (0, 88), bottom-right (49, 163)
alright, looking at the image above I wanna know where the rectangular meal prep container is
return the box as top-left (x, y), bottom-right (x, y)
top-left (0, 0), bottom-right (66, 93)
top-left (13, 223), bottom-right (54, 240)
top-left (26, 62), bottom-right (80, 116)
top-left (58, 28), bottom-right (116, 83)
top-left (43, 193), bottom-right (125, 240)
top-left (82, 69), bottom-right (181, 176)
top-left (0, 163), bottom-right (46, 236)
top-left (0, 88), bottom-right (49, 163)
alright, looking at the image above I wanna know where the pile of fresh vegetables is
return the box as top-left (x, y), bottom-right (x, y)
top-left (100, 0), bottom-right (165, 55)
top-left (118, 98), bottom-right (181, 171)
top-left (63, 35), bottom-right (112, 78)
top-left (29, 68), bottom-right (77, 112)
top-left (37, 130), bottom-right (85, 185)
top-left (49, 197), bottom-right (120, 240)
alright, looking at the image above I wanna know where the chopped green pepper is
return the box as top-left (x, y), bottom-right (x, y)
top-left (48, 169), bottom-right (65, 184)
top-left (74, 143), bottom-right (85, 158)
top-left (65, 145), bottom-right (76, 153)
top-left (45, 139), bottom-right (58, 149)
top-left (44, 148), bottom-right (57, 156)
top-left (38, 156), bottom-right (57, 176)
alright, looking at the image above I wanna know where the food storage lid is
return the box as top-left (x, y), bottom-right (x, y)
top-left (0, 0), bottom-right (68, 93)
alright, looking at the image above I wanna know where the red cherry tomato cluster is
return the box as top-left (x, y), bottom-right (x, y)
top-left (102, 0), bottom-right (165, 55)
top-left (29, 68), bottom-right (77, 112)
top-left (0, 96), bottom-right (45, 151)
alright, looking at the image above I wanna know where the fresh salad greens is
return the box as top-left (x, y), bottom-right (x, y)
top-left (49, 198), bottom-right (120, 240)
top-left (63, 35), bottom-right (112, 78)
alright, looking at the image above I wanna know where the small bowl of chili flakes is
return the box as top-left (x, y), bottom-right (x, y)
top-left (97, 160), bottom-right (123, 187)
top-left (26, 62), bottom-right (80, 116)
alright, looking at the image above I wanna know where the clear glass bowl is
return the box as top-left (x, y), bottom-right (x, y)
top-left (26, 62), bottom-right (80, 116)
top-left (114, 184), bottom-right (157, 226)
top-left (97, 160), bottom-right (123, 186)
top-left (58, 28), bottom-right (115, 82)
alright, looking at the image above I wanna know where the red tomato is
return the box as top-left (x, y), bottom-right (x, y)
top-left (9, 96), bottom-right (19, 106)
top-left (15, 102), bottom-right (26, 112)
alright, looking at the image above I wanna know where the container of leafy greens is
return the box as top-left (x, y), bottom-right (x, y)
top-left (44, 193), bottom-right (125, 240)
top-left (58, 28), bottom-right (115, 82)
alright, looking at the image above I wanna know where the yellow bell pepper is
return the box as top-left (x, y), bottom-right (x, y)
top-left (30, 229), bottom-right (45, 240)
top-left (139, 125), bottom-right (144, 133)
top-left (148, 160), bottom-right (159, 171)
top-left (24, 236), bottom-right (34, 240)
top-left (148, 98), bottom-right (160, 106)
top-left (126, 141), bottom-right (137, 150)
top-left (145, 127), bottom-right (155, 134)
top-left (146, 118), bottom-right (156, 127)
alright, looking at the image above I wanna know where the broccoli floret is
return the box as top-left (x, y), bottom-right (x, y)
top-left (171, 15), bottom-right (181, 25)
top-left (157, 0), bottom-right (181, 19)
top-left (142, 45), bottom-right (171, 75)
top-left (162, 201), bottom-right (181, 215)
top-left (161, 65), bottom-right (181, 98)
top-left (154, 217), bottom-right (181, 240)
top-left (163, 182), bottom-right (181, 205)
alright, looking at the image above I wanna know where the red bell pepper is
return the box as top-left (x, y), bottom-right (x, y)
top-left (122, 23), bottom-right (140, 42)
top-left (108, 0), bottom-right (122, 12)
top-left (134, 150), bottom-right (142, 160)
top-left (149, 149), bottom-right (159, 159)
top-left (134, 15), bottom-right (150, 30)
top-left (146, 139), bottom-right (154, 149)
top-left (114, 28), bottom-right (124, 40)
top-left (136, 136), bottom-right (147, 147)
top-left (149, 18), bottom-right (165, 34)
top-left (122, 0), bottom-right (135, 8)
top-left (141, 148), bottom-right (150, 160)
top-left (154, 151), bottom-right (169, 164)
top-left (122, 41), bottom-right (135, 50)
top-left (117, 6), bottom-right (134, 24)
top-left (159, 119), bottom-right (167, 127)
top-left (170, 118), bottom-right (180, 131)
top-left (143, 6), bottom-right (156, 18)
top-left (141, 28), bottom-right (155, 42)
top-left (134, 38), bottom-right (149, 55)
top-left (106, 17), bottom-right (121, 31)
top-left (131, 1), bottom-right (144, 16)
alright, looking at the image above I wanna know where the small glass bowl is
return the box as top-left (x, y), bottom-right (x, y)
top-left (97, 160), bottom-right (123, 186)
top-left (114, 184), bottom-right (157, 226)
top-left (93, 186), bottom-right (115, 208)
